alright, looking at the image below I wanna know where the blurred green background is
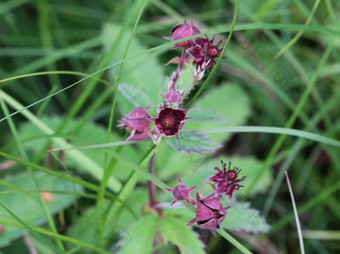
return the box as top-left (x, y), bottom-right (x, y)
top-left (0, 0), bottom-right (340, 253)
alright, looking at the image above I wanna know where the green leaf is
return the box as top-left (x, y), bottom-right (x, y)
top-left (102, 23), bottom-right (165, 115)
top-left (119, 215), bottom-right (159, 254)
top-left (164, 131), bottom-right (222, 154)
top-left (0, 172), bottom-right (82, 247)
top-left (118, 83), bottom-right (154, 111)
top-left (183, 83), bottom-right (251, 143)
top-left (160, 215), bottom-right (205, 254)
top-left (187, 108), bottom-right (226, 122)
top-left (223, 201), bottom-right (271, 233)
top-left (19, 116), bottom-right (142, 182)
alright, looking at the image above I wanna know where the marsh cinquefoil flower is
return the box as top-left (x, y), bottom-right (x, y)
top-left (154, 104), bottom-right (189, 141)
top-left (117, 106), bottom-right (152, 143)
top-left (207, 160), bottom-right (246, 200)
top-left (187, 193), bottom-right (231, 236)
top-left (188, 36), bottom-right (224, 71)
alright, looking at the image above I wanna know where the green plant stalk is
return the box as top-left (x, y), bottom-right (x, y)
top-left (72, 85), bottom-right (115, 134)
top-left (0, 217), bottom-right (111, 254)
top-left (0, 98), bottom-right (65, 250)
top-left (244, 33), bottom-right (336, 198)
top-left (263, 92), bottom-right (340, 216)
top-left (185, 0), bottom-right (239, 108)
top-left (0, 150), bottom-right (138, 213)
top-left (97, 0), bottom-right (149, 247)
top-left (8, 37), bottom-right (101, 78)
top-left (103, 144), bottom-right (158, 243)
top-left (0, 89), bottom-right (122, 191)
top-left (274, 0), bottom-right (321, 59)
top-left (201, 126), bottom-right (340, 147)
top-left (51, 0), bottom-right (149, 142)
top-left (37, 0), bottom-right (67, 108)
top-left (271, 181), bottom-right (340, 234)
top-left (0, 0), bottom-right (31, 15)
top-left (0, 201), bottom-right (63, 253)
top-left (0, 70), bottom-right (111, 87)
top-left (285, 172), bottom-right (305, 254)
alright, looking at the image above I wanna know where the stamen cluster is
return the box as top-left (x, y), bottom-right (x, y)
top-left (166, 161), bottom-right (245, 236)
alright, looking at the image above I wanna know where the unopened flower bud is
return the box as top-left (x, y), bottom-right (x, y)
top-left (163, 90), bottom-right (184, 104)
top-left (165, 176), bottom-right (196, 205)
top-left (187, 193), bottom-right (231, 236)
top-left (118, 106), bottom-right (151, 143)
top-left (164, 20), bottom-right (201, 49)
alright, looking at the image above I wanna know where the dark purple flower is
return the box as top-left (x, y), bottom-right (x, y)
top-left (207, 161), bottom-right (246, 200)
top-left (165, 176), bottom-right (196, 205)
top-left (188, 36), bottom-right (224, 71)
top-left (187, 193), bottom-right (231, 236)
top-left (164, 20), bottom-right (201, 49)
top-left (117, 106), bottom-right (151, 143)
top-left (155, 105), bottom-right (188, 139)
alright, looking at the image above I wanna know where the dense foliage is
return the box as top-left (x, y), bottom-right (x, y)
top-left (0, 0), bottom-right (340, 253)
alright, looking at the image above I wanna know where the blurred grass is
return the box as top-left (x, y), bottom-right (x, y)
top-left (0, 0), bottom-right (340, 253)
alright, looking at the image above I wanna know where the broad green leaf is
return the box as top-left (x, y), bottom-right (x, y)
top-left (164, 131), bottom-right (222, 154)
top-left (222, 201), bottom-right (271, 233)
top-left (183, 83), bottom-right (251, 143)
top-left (187, 108), bottom-right (226, 122)
top-left (19, 116), bottom-right (142, 181)
top-left (67, 191), bottom-right (147, 250)
top-left (0, 172), bottom-right (82, 247)
top-left (102, 23), bottom-right (164, 115)
top-left (159, 215), bottom-right (205, 254)
top-left (118, 83), bottom-right (154, 111)
top-left (119, 215), bottom-right (159, 254)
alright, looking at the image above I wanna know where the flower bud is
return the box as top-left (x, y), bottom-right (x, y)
top-left (187, 193), bottom-right (230, 236)
top-left (118, 106), bottom-right (151, 143)
top-left (163, 89), bottom-right (184, 104)
top-left (165, 176), bottom-right (195, 205)
top-left (164, 20), bottom-right (201, 49)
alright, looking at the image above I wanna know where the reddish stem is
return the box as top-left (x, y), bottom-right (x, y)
top-left (147, 153), bottom-right (157, 206)
top-left (169, 48), bottom-right (187, 90)
top-left (147, 152), bottom-right (162, 216)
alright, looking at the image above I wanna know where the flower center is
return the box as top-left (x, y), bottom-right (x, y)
top-left (155, 107), bottom-right (187, 136)
top-left (162, 113), bottom-right (176, 128)
top-left (212, 209), bottom-right (223, 220)
top-left (206, 46), bottom-right (218, 58)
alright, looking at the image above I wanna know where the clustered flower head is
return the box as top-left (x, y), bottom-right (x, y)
top-left (207, 160), bottom-right (246, 201)
top-left (117, 20), bottom-right (225, 144)
top-left (166, 161), bottom-right (245, 236)
top-left (188, 36), bottom-right (224, 71)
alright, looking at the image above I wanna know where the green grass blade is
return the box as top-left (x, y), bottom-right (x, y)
top-left (200, 126), bottom-right (340, 147)
top-left (285, 172), bottom-right (305, 254)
